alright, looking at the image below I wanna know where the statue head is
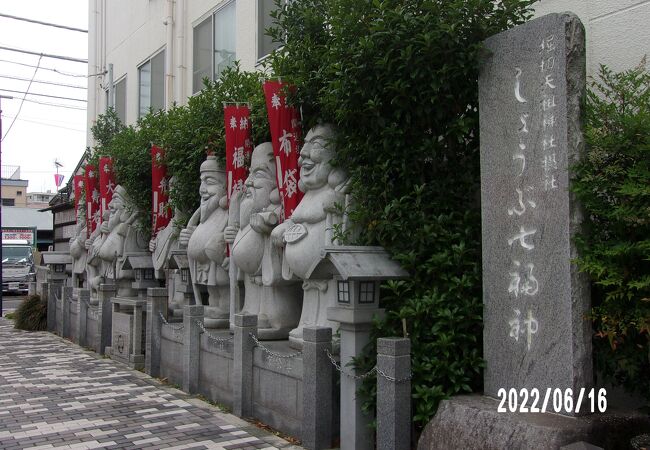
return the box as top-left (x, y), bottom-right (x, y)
top-left (199, 155), bottom-right (227, 218)
top-left (298, 124), bottom-right (346, 192)
top-left (242, 143), bottom-right (278, 217)
top-left (107, 185), bottom-right (130, 230)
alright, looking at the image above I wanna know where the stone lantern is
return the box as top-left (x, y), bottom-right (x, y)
top-left (41, 252), bottom-right (72, 284)
top-left (305, 246), bottom-right (408, 450)
top-left (121, 252), bottom-right (158, 298)
top-left (167, 249), bottom-right (193, 318)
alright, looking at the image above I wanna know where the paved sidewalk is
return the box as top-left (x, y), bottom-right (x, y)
top-left (0, 318), bottom-right (302, 450)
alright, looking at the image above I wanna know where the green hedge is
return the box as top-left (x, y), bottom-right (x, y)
top-left (572, 62), bottom-right (650, 406)
top-left (266, 0), bottom-right (535, 427)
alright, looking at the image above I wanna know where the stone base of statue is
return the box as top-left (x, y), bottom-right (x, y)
top-left (110, 296), bottom-right (147, 370)
top-left (256, 284), bottom-right (302, 340)
top-left (418, 395), bottom-right (650, 450)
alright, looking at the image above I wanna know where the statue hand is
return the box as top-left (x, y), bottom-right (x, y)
top-left (224, 225), bottom-right (238, 244)
top-left (250, 214), bottom-right (272, 235)
top-left (85, 238), bottom-right (94, 250)
top-left (148, 239), bottom-right (157, 252)
top-left (178, 227), bottom-right (193, 247)
top-left (222, 256), bottom-right (230, 271)
top-left (271, 220), bottom-right (290, 248)
top-left (100, 222), bottom-right (109, 233)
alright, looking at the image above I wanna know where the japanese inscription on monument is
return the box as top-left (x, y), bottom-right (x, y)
top-left (479, 13), bottom-right (592, 407)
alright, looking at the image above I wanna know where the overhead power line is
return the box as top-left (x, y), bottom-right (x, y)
top-left (0, 58), bottom-right (101, 78)
top-left (3, 115), bottom-right (85, 133)
top-left (21, 98), bottom-right (86, 110)
top-left (0, 13), bottom-right (88, 33)
top-left (0, 74), bottom-right (86, 89)
top-left (1, 55), bottom-right (41, 142)
top-left (0, 45), bottom-right (87, 64)
top-left (0, 88), bottom-right (87, 102)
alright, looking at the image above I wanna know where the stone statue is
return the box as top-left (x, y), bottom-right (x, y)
top-left (271, 124), bottom-right (350, 348)
top-left (224, 143), bottom-right (302, 339)
top-left (86, 209), bottom-right (109, 304)
top-left (179, 155), bottom-right (230, 328)
top-left (88, 185), bottom-right (148, 299)
top-left (149, 178), bottom-right (187, 317)
top-left (69, 207), bottom-right (87, 288)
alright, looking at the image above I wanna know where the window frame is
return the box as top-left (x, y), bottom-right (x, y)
top-left (113, 76), bottom-right (127, 124)
top-left (138, 48), bottom-right (166, 118)
top-left (192, 1), bottom-right (237, 94)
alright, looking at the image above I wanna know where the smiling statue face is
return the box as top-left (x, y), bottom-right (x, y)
top-left (107, 194), bottom-right (125, 230)
top-left (244, 143), bottom-right (276, 212)
top-left (199, 173), bottom-right (226, 204)
top-left (298, 125), bottom-right (336, 191)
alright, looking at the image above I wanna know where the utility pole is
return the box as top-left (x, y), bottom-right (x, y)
top-left (0, 95), bottom-right (14, 317)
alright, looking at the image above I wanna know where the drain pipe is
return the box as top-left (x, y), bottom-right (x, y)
top-left (164, 0), bottom-right (174, 109)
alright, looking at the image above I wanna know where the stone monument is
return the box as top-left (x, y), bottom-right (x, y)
top-left (479, 12), bottom-right (591, 400)
top-left (271, 124), bottom-right (350, 348)
top-left (418, 12), bottom-right (610, 450)
top-left (224, 142), bottom-right (302, 339)
top-left (179, 155), bottom-right (230, 328)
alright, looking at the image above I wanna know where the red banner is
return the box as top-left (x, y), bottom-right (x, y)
top-left (73, 175), bottom-right (84, 213)
top-left (84, 164), bottom-right (100, 238)
top-left (224, 105), bottom-right (253, 201)
top-left (151, 145), bottom-right (171, 236)
top-left (99, 156), bottom-right (116, 218)
top-left (263, 80), bottom-right (303, 221)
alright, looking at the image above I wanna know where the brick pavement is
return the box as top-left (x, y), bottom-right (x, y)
top-left (0, 318), bottom-right (302, 450)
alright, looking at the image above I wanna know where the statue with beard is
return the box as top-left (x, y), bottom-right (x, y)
top-left (224, 143), bottom-right (302, 339)
top-left (271, 124), bottom-right (350, 348)
top-left (69, 207), bottom-right (87, 288)
top-left (91, 185), bottom-right (148, 298)
top-left (179, 155), bottom-right (230, 329)
top-left (149, 178), bottom-right (187, 317)
top-left (86, 208), bottom-right (109, 305)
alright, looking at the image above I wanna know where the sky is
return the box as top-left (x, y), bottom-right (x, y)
top-left (0, 0), bottom-right (88, 194)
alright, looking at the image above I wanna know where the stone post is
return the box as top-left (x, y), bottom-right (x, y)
top-left (46, 282), bottom-right (56, 332)
top-left (182, 305), bottom-right (204, 393)
top-left (77, 289), bottom-right (90, 347)
top-left (62, 286), bottom-right (73, 339)
top-left (39, 281), bottom-right (48, 299)
top-left (339, 322), bottom-right (373, 450)
top-left (97, 284), bottom-right (116, 355)
top-left (233, 313), bottom-right (257, 418)
top-left (28, 282), bottom-right (37, 296)
top-left (302, 326), bottom-right (333, 450)
top-left (146, 287), bottom-right (167, 377)
top-left (376, 338), bottom-right (411, 450)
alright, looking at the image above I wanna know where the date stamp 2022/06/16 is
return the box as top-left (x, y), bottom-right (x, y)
top-left (496, 388), bottom-right (607, 414)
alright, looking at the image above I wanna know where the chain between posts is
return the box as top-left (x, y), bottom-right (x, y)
top-left (195, 319), bottom-right (233, 344)
top-left (158, 311), bottom-right (184, 331)
top-left (324, 348), bottom-right (412, 383)
top-left (249, 332), bottom-right (302, 359)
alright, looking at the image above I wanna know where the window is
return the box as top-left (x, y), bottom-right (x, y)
top-left (114, 77), bottom-right (127, 123)
top-left (2, 198), bottom-right (15, 206)
top-left (258, 0), bottom-right (282, 60)
top-left (16, 190), bottom-right (22, 196)
top-left (139, 50), bottom-right (166, 117)
top-left (358, 281), bottom-right (376, 304)
top-left (337, 280), bottom-right (350, 304)
top-left (192, 2), bottom-right (236, 94)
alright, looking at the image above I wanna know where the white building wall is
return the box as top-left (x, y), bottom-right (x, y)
top-left (533, 0), bottom-right (650, 76)
top-left (86, 0), bottom-right (260, 147)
